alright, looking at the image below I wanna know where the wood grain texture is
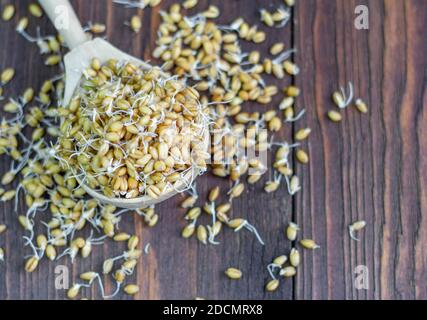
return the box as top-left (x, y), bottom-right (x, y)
top-left (0, 0), bottom-right (425, 300)
top-left (294, 0), bottom-right (427, 300)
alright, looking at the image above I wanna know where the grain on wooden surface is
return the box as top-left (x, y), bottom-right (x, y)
top-left (294, 0), bottom-right (427, 300)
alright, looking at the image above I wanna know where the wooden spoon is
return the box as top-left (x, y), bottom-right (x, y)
top-left (39, 0), bottom-right (208, 209)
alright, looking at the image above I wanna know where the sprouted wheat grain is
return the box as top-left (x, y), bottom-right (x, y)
top-left (58, 59), bottom-right (208, 200)
top-left (349, 220), bottom-right (366, 241)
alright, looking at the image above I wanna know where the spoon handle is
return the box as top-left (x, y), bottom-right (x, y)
top-left (38, 0), bottom-right (87, 49)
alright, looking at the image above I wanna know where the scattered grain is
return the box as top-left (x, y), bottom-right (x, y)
top-left (225, 267), bottom-right (242, 280)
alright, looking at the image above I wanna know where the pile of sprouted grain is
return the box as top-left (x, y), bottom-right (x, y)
top-left (58, 59), bottom-right (209, 200)
top-left (0, 0), bottom-right (368, 299)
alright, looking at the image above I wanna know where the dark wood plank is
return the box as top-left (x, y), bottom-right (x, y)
top-left (0, 0), bottom-right (66, 300)
top-left (389, 0), bottom-right (427, 300)
top-left (294, 0), bottom-right (427, 300)
top-left (148, 0), bottom-right (295, 301)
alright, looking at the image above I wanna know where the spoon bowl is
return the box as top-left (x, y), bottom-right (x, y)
top-left (39, 0), bottom-right (209, 209)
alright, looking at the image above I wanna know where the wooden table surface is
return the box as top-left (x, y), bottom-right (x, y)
top-left (0, 0), bottom-right (426, 300)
